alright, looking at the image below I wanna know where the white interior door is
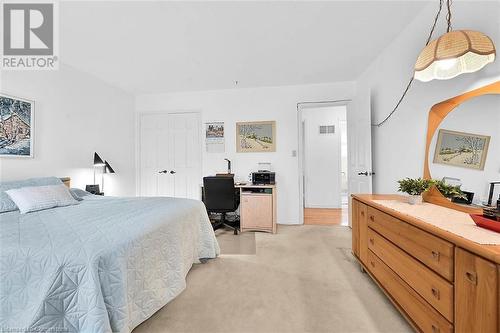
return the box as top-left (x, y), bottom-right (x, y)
top-left (347, 87), bottom-right (373, 195)
top-left (139, 112), bottom-right (201, 199)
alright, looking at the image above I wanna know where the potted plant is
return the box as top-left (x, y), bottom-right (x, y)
top-left (397, 177), bottom-right (433, 205)
top-left (432, 179), bottom-right (466, 200)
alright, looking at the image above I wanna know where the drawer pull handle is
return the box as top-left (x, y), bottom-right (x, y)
top-left (465, 271), bottom-right (478, 285)
top-left (432, 325), bottom-right (440, 333)
top-left (431, 251), bottom-right (440, 261)
top-left (369, 238), bottom-right (374, 245)
top-left (361, 211), bottom-right (365, 217)
top-left (370, 261), bottom-right (375, 268)
top-left (369, 215), bottom-right (374, 221)
top-left (431, 287), bottom-right (440, 300)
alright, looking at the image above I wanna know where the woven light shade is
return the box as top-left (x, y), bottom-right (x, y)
top-left (414, 30), bottom-right (496, 82)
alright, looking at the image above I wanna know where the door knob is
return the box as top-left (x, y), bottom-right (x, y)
top-left (158, 170), bottom-right (168, 174)
top-left (170, 170), bottom-right (176, 174)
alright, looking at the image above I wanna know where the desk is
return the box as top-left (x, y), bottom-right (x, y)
top-left (237, 184), bottom-right (277, 234)
top-left (201, 183), bottom-right (277, 234)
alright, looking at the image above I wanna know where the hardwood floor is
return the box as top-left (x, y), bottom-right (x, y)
top-left (304, 207), bottom-right (348, 226)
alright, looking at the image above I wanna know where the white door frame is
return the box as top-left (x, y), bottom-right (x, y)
top-left (135, 110), bottom-right (202, 197)
top-left (297, 100), bottom-right (351, 225)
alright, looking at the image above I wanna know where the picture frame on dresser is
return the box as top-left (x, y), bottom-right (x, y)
top-left (0, 93), bottom-right (34, 158)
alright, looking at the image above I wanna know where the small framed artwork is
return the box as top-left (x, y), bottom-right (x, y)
top-left (236, 121), bottom-right (276, 153)
top-left (0, 93), bottom-right (34, 158)
top-left (205, 122), bottom-right (225, 153)
top-left (433, 129), bottom-right (490, 170)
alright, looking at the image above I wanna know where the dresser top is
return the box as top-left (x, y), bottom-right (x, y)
top-left (352, 194), bottom-right (500, 265)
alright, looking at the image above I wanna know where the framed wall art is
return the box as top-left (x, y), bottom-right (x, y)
top-left (0, 94), bottom-right (34, 158)
top-left (236, 121), bottom-right (276, 153)
top-left (433, 129), bottom-right (490, 170)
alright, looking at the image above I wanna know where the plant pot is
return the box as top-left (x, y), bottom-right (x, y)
top-left (408, 195), bottom-right (423, 205)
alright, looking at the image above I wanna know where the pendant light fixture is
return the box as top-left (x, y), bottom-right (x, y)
top-left (414, 5), bottom-right (496, 82)
top-left (374, 0), bottom-right (496, 127)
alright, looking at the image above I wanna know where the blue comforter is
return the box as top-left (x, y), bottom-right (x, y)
top-left (0, 196), bottom-right (219, 333)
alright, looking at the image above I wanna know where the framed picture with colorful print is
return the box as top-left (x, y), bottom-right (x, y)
top-left (0, 93), bottom-right (34, 158)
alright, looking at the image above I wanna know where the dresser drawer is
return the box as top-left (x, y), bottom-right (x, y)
top-left (367, 206), bottom-right (454, 281)
top-left (367, 251), bottom-right (453, 333)
top-left (368, 228), bottom-right (454, 322)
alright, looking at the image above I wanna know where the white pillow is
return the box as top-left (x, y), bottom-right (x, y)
top-left (5, 184), bottom-right (79, 214)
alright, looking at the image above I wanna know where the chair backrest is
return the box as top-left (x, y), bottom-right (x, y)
top-left (203, 176), bottom-right (237, 212)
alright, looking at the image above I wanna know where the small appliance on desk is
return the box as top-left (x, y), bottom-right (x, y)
top-left (251, 162), bottom-right (275, 185)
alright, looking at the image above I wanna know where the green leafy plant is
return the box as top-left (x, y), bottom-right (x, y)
top-left (431, 179), bottom-right (466, 199)
top-left (397, 177), bottom-right (433, 196)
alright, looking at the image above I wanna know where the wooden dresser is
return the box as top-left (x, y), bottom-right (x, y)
top-left (352, 194), bottom-right (500, 333)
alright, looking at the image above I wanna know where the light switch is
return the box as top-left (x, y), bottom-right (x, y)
top-left (292, 150), bottom-right (297, 157)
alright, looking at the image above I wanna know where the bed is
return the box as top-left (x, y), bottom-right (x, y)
top-left (0, 179), bottom-right (219, 333)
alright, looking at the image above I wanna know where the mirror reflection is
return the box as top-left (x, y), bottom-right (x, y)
top-left (429, 94), bottom-right (500, 207)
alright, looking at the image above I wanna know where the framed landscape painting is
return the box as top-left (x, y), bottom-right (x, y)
top-left (433, 129), bottom-right (490, 170)
top-left (236, 121), bottom-right (276, 153)
top-left (0, 94), bottom-right (34, 157)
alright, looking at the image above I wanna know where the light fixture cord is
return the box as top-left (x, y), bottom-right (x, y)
top-left (373, 0), bottom-right (444, 127)
top-left (446, 0), bottom-right (453, 32)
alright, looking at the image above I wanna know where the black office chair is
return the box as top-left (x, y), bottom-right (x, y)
top-left (203, 176), bottom-right (240, 235)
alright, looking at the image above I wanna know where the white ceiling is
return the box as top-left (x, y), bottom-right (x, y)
top-left (61, 1), bottom-right (430, 94)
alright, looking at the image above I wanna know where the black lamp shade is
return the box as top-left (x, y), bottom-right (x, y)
top-left (104, 160), bottom-right (115, 174)
top-left (93, 152), bottom-right (105, 166)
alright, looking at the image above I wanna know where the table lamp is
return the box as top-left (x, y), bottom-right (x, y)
top-left (102, 160), bottom-right (115, 194)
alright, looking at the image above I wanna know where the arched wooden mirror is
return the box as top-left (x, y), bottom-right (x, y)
top-left (423, 81), bottom-right (500, 214)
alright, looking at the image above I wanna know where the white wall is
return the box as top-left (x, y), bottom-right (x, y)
top-left (354, 1), bottom-right (500, 194)
top-left (303, 106), bottom-right (346, 208)
top-left (0, 64), bottom-right (136, 196)
top-left (136, 82), bottom-right (355, 224)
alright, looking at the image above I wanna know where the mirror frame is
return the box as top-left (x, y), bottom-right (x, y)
top-left (423, 80), bottom-right (500, 214)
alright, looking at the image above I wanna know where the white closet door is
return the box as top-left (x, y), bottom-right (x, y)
top-left (167, 112), bottom-right (201, 199)
top-left (139, 112), bottom-right (201, 199)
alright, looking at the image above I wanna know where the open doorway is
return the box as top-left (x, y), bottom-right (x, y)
top-left (298, 102), bottom-right (348, 226)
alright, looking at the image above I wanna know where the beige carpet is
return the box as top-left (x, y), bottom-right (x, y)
top-left (216, 228), bottom-right (257, 255)
top-left (133, 225), bottom-right (412, 333)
